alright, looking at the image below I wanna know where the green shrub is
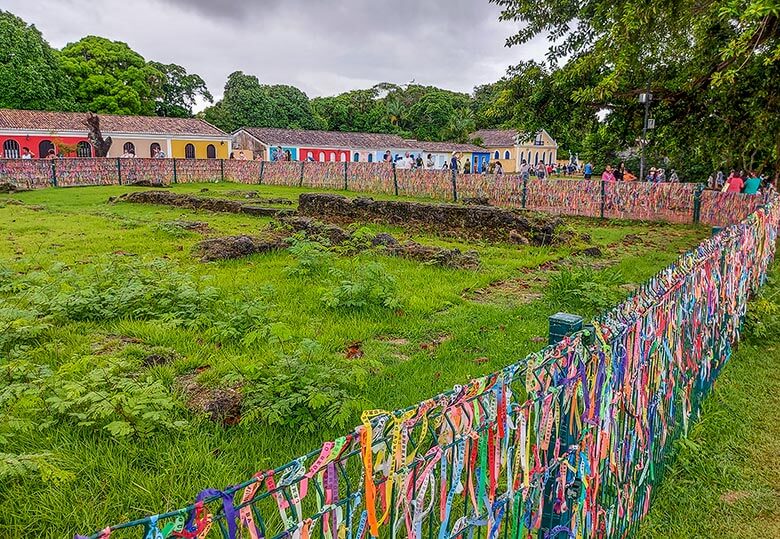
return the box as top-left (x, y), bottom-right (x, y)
top-left (241, 341), bottom-right (373, 433)
top-left (322, 262), bottom-right (401, 311)
top-left (0, 303), bottom-right (50, 355)
top-left (545, 268), bottom-right (624, 313)
top-left (285, 235), bottom-right (334, 277)
top-left (0, 452), bottom-right (74, 483)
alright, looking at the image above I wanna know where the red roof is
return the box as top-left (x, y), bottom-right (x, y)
top-left (469, 129), bottom-right (519, 147)
top-left (0, 109), bottom-right (227, 137)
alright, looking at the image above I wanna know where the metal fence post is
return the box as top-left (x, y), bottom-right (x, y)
top-left (392, 162), bottom-right (399, 196)
top-left (343, 161), bottom-right (349, 190)
top-left (259, 161), bottom-right (265, 185)
top-left (50, 160), bottom-right (57, 187)
top-left (693, 184), bottom-right (704, 223)
top-left (116, 157), bottom-right (122, 186)
top-left (600, 179), bottom-right (606, 219)
top-left (172, 158), bottom-right (178, 184)
top-left (451, 168), bottom-right (458, 202)
top-left (299, 161), bottom-right (305, 187)
top-left (541, 313), bottom-right (584, 538)
top-left (522, 174), bottom-right (528, 208)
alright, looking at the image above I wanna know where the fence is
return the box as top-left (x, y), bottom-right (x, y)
top-left (73, 184), bottom-right (779, 539)
top-left (0, 158), bottom-right (769, 227)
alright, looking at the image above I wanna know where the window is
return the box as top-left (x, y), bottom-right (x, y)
top-left (494, 151), bottom-right (499, 159)
top-left (353, 152), bottom-right (360, 162)
top-left (150, 142), bottom-right (161, 157)
top-left (2, 139), bottom-right (20, 159)
top-left (206, 144), bottom-right (216, 159)
top-left (76, 141), bottom-right (92, 158)
top-left (185, 144), bottom-right (196, 159)
top-left (122, 141), bottom-right (135, 155)
top-left (534, 152), bottom-right (539, 165)
top-left (318, 152), bottom-right (325, 162)
top-left (306, 151), bottom-right (313, 160)
top-left (534, 133), bottom-right (544, 146)
top-left (541, 152), bottom-right (546, 164)
top-left (329, 152), bottom-right (336, 161)
top-left (39, 140), bottom-right (55, 158)
top-left (504, 150), bottom-right (510, 160)
top-left (367, 153), bottom-right (373, 163)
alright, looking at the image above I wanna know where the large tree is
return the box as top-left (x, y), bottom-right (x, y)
top-left (149, 62), bottom-right (212, 118)
top-left (202, 71), bottom-right (319, 132)
top-left (0, 11), bottom-right (74, 111)
top-left (491, 0), bottom-right (780, 179)
top-left (59, 36), bottom-right (162, 115)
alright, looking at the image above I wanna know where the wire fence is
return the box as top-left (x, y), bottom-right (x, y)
top-left (0, 158), bottom-right (769, 227)
top-left (67, 182), bottom-right (779, 538)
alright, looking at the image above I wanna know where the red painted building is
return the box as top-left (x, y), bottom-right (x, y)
top-left (298, 147), bottom-right (351, 162)
top-left (1, 134), bottom-right (92, 159)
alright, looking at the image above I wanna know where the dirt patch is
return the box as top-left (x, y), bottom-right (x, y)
top-left (194, 234), bottom-right (288, 262)
top-left (297, 194), bottom-right (563, 246)
top-left (378, 336), bottom-right (410, 346)
top-left (126, 180), bottom-right (171, 188)
top-left (223, 191), bottom-right (294, 205)
top-left (462, 197), bottom-right (490, 206)
top-left (0, 182), bottom-right (27, 194)
top-left (420, 333), bottom-right (451, 352)
top-left (720, 491), bottom-right (752, 504)
top-left (175, 373), bottom-right (242, 426)
top-left (113, 190), bottom-right (295, 218)
top-left (4, 198), bottom-right (24, 205)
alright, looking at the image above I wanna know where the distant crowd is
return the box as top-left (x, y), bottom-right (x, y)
top-left (707, 169), bottom-right (768, 195)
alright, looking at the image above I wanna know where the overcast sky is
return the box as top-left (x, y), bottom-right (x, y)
top-left (5, 0), bottom-right (548, 107)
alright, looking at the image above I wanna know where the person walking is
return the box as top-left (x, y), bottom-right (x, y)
top-left (519, 159), bottom-right (530, 181)
top-left (583, 161), bottom-right (593, 180)
top-left (725, 171), bottom-right (744, 193)
top-left (494, 161), bottom-right (503, 175)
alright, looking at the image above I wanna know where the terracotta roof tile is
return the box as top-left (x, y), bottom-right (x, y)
top-left (0, 109), bottom-right (227, 137)
top-left (469, 129), bottom-right (520, 147)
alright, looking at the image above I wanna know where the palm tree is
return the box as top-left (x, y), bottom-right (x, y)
top-left (386, 98), bottom-right (404, 127)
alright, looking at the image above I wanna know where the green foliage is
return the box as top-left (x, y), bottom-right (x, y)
top-left (202, 71), bottom-right (319, 132)
top-left (241, 341), bottom-right (372, 433)
top-left (744, 288), bottom-right (780, 340)
top-left (0, 302), bottom-right (49, 355)
top-left (59, 36), bottom-right (162, 115)
top-left (285, 235), bottom-right (335, 277)
top-left (0, 10), bottom-right (74, 111)
top-left (545, 268), bottom-right (625, 313)
top-left (0, 452), bottom-right (74, 483)
top-left (322, 262), bottom-right (401, 311)
top-left (0, 355), bottom-right (188, 440)
top-left (200, 298), bottom-right (271, 348)
top-left (149, 61), bottom-right (213, 118)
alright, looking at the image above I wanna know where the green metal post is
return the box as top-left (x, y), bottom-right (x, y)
top-left (172, 158), bottom-right (178, 184)
top-left (117, 157), bottom-right (122, 185)
top-left (259, 161), bottom-right (265, 185)
top-left (693, 184), bottom-right (704, 224)
top-left (522, 175), bottom-right (527, 208)
top-left (343, 161), bottom-right (348, 190)
top-left (451, 168), bottom-right (458, 202)
top-left (600, 179), bottom-right (606, 218)
top-left (51, 160), bottom-right (57, 187)
top-left (299, 161), bottom-right (305, 187)
top-left (392, 162), bottom-right (399, 196)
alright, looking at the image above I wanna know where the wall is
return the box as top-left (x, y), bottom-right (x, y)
top-left (232, 132), bottom-right (267, 160)
top-left (269, 146), bottom-right (299, 161)
top-left (471, 152), bottom-right (490, 173)
top-left (299, 147), bottom-right (351, 162)
top-left (487, 147), bottom-right (516, 172)
top-left (0, 134), bottom-right (90, 158)
top-left (170, 139), bottom-right (229, 159)
top-left (107, 137), bottom-right (167, 158)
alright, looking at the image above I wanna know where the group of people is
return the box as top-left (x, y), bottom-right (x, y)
top-left (18, 146), bottom-right (56, 159)
top-left (581, 162), bottom-right (678, 183)
top-left (708, 169), bottom-right (765, 194)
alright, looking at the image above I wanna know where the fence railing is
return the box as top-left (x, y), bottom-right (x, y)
top-left (0, 158), bottom-right (769, 228)
top-left (69, 180), bottom-right (779, 539)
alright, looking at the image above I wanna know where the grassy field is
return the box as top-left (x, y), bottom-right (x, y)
top-left (0, 182), bottom-right (709, 537)
top-left (637, 266), bottom-right (780, 538)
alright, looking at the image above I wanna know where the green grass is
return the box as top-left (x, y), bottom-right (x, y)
top-left (637, 268), bottom-right (780, 538)
top-left (0, 182), bottom-right (708, 538)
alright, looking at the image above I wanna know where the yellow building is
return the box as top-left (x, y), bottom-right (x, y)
top-left (471, 129), bottom-right (559, 172)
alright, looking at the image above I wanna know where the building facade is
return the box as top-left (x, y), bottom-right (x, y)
top-left (470, 129), bottom-right (559, 172)
top-left (0, 109), bottom-right (230, 159)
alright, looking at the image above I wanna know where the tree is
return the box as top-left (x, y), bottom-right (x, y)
top-left (202, 71), bottom-right (318, 132)
top-left (407, 92), bottom-right (457, 141)
top-left (491, 0), bottom-right (780, 179)
top-left (149, 62), bottom-right (212, 118)
top-left (59, 36), bottom-right (162, 115)
top-left (0, 11), bottom-right (74, 111)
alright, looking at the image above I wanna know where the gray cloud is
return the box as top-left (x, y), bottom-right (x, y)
top-left (4, 0), bottom-right (548, 106)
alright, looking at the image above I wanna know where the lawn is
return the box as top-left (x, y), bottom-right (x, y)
top-left (637, 266), bottom-right (780, 538)
top-left (0, 182), bottom-right (708, 537)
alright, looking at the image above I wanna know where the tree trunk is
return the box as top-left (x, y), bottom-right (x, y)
top-left (83, 112), bottom-right (113, 157)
